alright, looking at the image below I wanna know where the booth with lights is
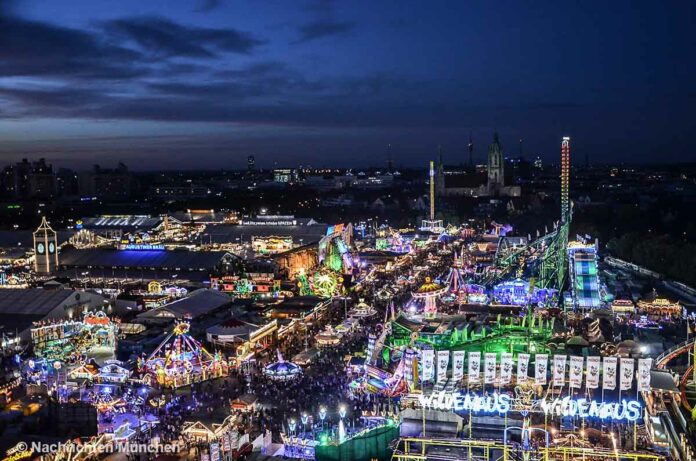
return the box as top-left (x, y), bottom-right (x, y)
top-left (211, 275), bottom-right (281, 298)
top-left (140, 322), bottom-right (228, 388)
top-left (491, 279), bottom-right (558, 307)
top-left (31, 311), bottom-right (118, 362)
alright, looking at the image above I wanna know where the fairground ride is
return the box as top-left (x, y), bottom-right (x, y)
top-left (487, 138), bottom-right (572, 293)
top-left (140, 321), bottom-right (228, 388)
top-left (490, 219), bottom-right (569, 293)
top-left (318, 223), bottom-right (356, 274)
top-left (355, 312), bottom-right (554, 397)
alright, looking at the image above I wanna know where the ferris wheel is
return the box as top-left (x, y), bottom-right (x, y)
top-left (313, 271), bottom-right (339, 298)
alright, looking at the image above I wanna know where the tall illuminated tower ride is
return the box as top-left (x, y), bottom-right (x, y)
top-left (538, 137), bottom-right (571, 292)
top-left (561, 137), bottom-right (570, 222)
top-left (420, 160), bottom-right (443, 232)
top-left (425, 160), bottom-right (432, 221)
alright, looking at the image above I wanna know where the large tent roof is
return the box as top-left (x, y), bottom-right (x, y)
top-left (60, 248), bottom-right (234, 270)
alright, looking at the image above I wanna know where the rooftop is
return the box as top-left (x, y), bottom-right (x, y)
top-left (80, 215), bottom-right (162, 230)
top-left (201, 223), bottom-right (329, 244)
top-left (59, 248), bottom-right (235, 270)
top-left (137, 289), bottom-right (233, 320)
top-left (0, 288), bottom-right (76, 316)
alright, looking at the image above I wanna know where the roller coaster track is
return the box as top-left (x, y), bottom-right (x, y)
top-left (654, 338), bottom-right (696, 412)
top-left (490, 220), bottom-right (569, 292)
top-left (655, 338), bottom-right (695, 369)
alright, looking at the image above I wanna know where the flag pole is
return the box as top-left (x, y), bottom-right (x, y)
top-left (422, 357), bottom-right (426, 438)
top-left (633, 394), bottom-right (638, 450)
top-left (467, 371), bottom-right (472, 461)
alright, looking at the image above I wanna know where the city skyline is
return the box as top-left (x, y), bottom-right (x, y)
top-left (0, 0), bottom-right (695, 169)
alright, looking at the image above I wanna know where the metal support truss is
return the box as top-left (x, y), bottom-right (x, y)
top-left (391, 437), bottom-right (664, 461)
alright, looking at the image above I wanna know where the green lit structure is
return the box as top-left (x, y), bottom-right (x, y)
top-left (297, 270), bottom-right (314, 296)
top-left (315, 421), bottom-right (400, 461)
top-left (385, 313), bottom-right (553, 358)
top-left (491, 219), bottom-right (570, 293)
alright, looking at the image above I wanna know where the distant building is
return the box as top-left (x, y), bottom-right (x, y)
top-left (169, 209), bottom-right (239, 225)
top-left (273, 168), bottom-right (298, 183)
top-left (435, 133), bottom-right (521, 198)
top-left (303, 175), bottom-right (344, 191)
top-left (351, 173), bottom-right (394, 189)
top-left (487, 133), bottom-right (505, 195)
top-left (321, 194), bottom-right (354, 207)
top-left (78, 163), bottom-right (132, 200)
top-left (150, 184), bottom-right (211, 199)
top-left (247, 155), bottom-right (256, 172)
top-left (1, 158), bottom-right (56, 198)
top-left (303, 172), bottom-right (394, 190)
top-left (56, 167), bottom-right (79, 196)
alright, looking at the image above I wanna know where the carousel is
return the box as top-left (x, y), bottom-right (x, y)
top-left (439, 251), bottom-right (468, 302)
top-left (348, 299), bottom-right (378, 318)
top-left (636, 294), bottom-right (682, 318)
top-left (315, 326), bottom-right (341, 347)
top-left (611, 299), bottom-right (635, 315)
top-left (409, 277), bottom-right (447, 318)
top-left (140, 321), bottom-right (228, 388)
top-left (263, 350), bottom-right (302, 381)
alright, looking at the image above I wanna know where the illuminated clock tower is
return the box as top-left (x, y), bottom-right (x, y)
top-left (33, 216), bottom-right (58, 274)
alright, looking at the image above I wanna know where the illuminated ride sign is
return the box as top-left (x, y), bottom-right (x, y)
top-left (540, 397), bottom-right (641, 422)
top-left (119, 243), bottom-right (165, 250)
top-left (418, 391), bottom-right (641, 422)
top-left (419, 391), bottom-right (511, 414)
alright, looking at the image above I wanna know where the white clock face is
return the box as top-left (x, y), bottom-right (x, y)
top-left (37, 243), bottom-right (45, 254)
top-left (48, 242), bottom-right (56, 254)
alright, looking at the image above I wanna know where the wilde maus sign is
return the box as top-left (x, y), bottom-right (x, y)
top-left (418, 390), bottom-right (641, 422)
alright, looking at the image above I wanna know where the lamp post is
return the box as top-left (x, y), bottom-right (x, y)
top-left (289, 418), bottom-right (297, 436)
top-left (319, 406), bottom-right (327, 431)
top-left (339, 404), bottom-right (347, 420)
top-left (301, 413), bottom-right (309, 436)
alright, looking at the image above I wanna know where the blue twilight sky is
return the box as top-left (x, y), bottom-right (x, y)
top-left (0, 0), bottom-right (694, 169)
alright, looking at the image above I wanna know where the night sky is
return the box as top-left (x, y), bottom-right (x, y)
top-left (0, 0), bottom-right (694, 169)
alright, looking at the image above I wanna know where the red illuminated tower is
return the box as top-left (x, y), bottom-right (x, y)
top-left (561, 137), bottom-right (570, 221)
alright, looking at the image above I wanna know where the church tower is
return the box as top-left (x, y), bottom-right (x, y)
top-left (33, 216), bottom-right (58, 274)
top-left (487, 132), bottom-right (505, 195)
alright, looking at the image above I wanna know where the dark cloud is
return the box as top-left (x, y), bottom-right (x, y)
top-left (147, 82), bottom-right (251, 99)
top-left (147, 75), bottom-right (325, 100)
top-left (296, 20), bottom-right (354, 43)
top-left (0, 15), bottom-right (145, 79)
top-left (0, 87), bottom-right (100, 107)
top-left (304, 0), bottom-right (335, 13)
top-left (103, 16), bottom-right (264, 58)
top-left (196, 0), bottom-right (223, 12)
top-left (216, 61), bottom-right (289, 78)
top-left (0, 76), bottom-right (473, 129)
